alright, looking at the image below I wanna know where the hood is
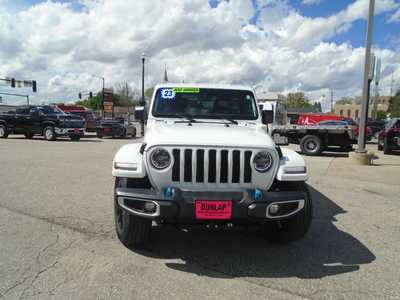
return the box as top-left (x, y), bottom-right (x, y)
top-left (144, 121), bottom-right (275, 149)
top-left (58, 114), bottom-right (84, 121)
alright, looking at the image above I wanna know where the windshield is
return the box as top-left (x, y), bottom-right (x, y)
top-left (38, 106), bottom-right (65, 115)
top-left (152, 87), bottom-right (258, 120)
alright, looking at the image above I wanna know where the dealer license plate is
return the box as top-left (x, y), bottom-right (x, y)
top-left (195, 200), bottom-right (232, 220)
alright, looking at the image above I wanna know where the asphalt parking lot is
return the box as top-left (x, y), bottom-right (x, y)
top-left (0, 135), bottom-right (399, 299)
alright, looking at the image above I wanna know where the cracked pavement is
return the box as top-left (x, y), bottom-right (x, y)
top-left (0, 136), bottom-right (399, 299)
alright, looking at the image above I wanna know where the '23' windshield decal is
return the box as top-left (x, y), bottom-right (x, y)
top-left (160, 89), bottom-right (176, 99)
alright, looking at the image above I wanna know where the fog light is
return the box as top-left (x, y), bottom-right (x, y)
top-left (269, 204), bottom-right (280, 215)
top-left (254, 188), bottom-right (263, 201)
top-left (144, 202), bottom-right (156, 213)
top-left (164, 187), bottom-right (174, 198)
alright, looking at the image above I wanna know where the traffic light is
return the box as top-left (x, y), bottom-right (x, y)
top-left (89, 92), bottom-right (93, 98)
top-left (32, 81), bottom-right (37, 92)
top-left (11, 78), bottom-right (15, 88)
top-left (78, 92), bottom-right (82, 99)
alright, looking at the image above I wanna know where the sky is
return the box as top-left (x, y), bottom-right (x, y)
top-left (0, 0), bottom-right (399, 110)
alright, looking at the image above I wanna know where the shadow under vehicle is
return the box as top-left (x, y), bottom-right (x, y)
top-left (133, 186), bottom-right (375, 280)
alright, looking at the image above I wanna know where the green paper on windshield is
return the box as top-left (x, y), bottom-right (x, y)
top-left (172, 87), bottom-right (200, 93)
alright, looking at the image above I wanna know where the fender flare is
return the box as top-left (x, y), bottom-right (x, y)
top-left (42, 121), bottom-right (56, 129)
top-left (276, 148), bottom-right (308, 181)
top-left (112, 143), bottom-right (147, 178)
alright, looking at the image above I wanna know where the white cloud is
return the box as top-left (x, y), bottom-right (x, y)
top-left (388, 8), bottom-right (400, 22)
top-left (0, 0), bottom-right (399, 105)
top-left (301, 0), bottom-right (324, 5)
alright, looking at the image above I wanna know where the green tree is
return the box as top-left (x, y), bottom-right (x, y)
top-left (336, 96), bottom-right (353, 105)
top-left (113, 82), bottom-right (136, 107)
top-left (376, 110), bottom-right (388, 120)
top-left (313, 102), bottom-right (322, 112)
top-left (388, 91), bottom-right (400, 117)
top-left (75, 92), bottom-right (102, 110)
top-left (286, 92), bottom-right (312, 108)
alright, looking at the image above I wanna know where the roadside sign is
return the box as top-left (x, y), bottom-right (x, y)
top-left (103, 89), bottom-right (113, 103)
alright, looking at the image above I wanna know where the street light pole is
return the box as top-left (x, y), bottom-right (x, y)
top-left (141, 53), bottom-right (146, 106)
top-left (140, 52), bottom-right (146, 136)
top-left (92, 75), bottom-right (105, 116)
top-left (357, 0), bottom-right (375, 153)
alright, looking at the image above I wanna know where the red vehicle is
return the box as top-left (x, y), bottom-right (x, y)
top-left (298, 113), bottom-right (372, 141)
top-left (378, 118), bottom-right (400, 154)
top-left (57, 105), bottom-right (97, 132)
top-left (297, 113), bottom-right (342, 125)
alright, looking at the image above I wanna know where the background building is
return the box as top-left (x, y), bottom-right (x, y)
top-left (334, 96), bottom-right (390, 120)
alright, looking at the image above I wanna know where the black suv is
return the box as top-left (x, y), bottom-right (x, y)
top-left (0, 105), bottom-right (85, 141)
top-left (378, 118), bottom-right (400, 154)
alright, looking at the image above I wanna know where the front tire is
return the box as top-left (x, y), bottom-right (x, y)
top-left (114, 178), bottom-right (151, 247)
top-left (383, 139), bottom-right (392, 154)
top-left (263, 182), bottom-right (312, 244)
top-left (0, 124), bottom-right (8, 138)
top-left (300, 135), bottom-right (324, 156)
top-left (131, 128), bottom-right (137, 139)
top-left (24, 132), bottom-right (34, 139)
top-left (378, 139), bottom-right (383, 151)
top-left (43, 126), bottom-right (56, 141)
top-left (70, 135), bottom-right (81, 141)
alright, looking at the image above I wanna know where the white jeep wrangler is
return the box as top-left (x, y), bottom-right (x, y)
top-left (112, 84), bottom-right (312, 247)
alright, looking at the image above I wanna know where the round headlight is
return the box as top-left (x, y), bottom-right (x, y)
top-left (150, 148), bottom-right (171, 170)
top-left (253, 151), bottom-right (273, 172)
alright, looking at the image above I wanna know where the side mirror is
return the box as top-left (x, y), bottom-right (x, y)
top-left (134, 106), bottom-right (147, 122)
top-left (262, 110), bottom-right (274, 124)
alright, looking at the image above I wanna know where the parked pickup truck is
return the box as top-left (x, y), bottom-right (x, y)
top-left (259, 102), bottom-right (357, 155)
top-left (112, 84), bottom-right (312, 247)
top-left (0, 105), bottom-right (85, 141)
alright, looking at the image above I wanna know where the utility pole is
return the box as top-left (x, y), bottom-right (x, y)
top-left (330, 90), bottom-right (334, 113)
top-left (92, 75), bottom-right (105, 117)
top-left (140, 52), bottom-right (147, 136)
top-left (372, 57), bottom-right (381, 119)
top-left (356, 0), bottom-right (375, 154)
top-left (141, 53), bottom-right (146, 106)
top-left (390, 74), bottom-right (394, 96)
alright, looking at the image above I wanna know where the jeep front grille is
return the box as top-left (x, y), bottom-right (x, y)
top-left (171, 148), bottom-right (253, 184)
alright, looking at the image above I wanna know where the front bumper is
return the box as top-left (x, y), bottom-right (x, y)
top-left (390, 136), bottom-right (400, 148)
top-left (115, 187), bottom-right (307, 223)
top-left (97, 127), bottom-right (123, 137)
top-left (55, 127), bottom-right (85, 136)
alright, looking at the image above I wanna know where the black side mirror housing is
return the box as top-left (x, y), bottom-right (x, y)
top-left (134, 106), bottom-right (147, 122)
top-left (262, 110), bottom-right (274, 124)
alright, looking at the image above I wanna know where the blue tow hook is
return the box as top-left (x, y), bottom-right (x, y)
top-left (254, 188), bottom-right (263, 201)
top-left (164, 187), bottom-right (174, 198)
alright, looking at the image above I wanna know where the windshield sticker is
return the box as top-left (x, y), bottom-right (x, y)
top-left (172, 87), bottom-right (200, 93)
top-left (160, 88), bottom-right (176, 99)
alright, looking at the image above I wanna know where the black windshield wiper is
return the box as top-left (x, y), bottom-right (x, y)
top-left (163, 113), bottom-right (197, 125)
top-left (204, 114), bottom-right (238, 126)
